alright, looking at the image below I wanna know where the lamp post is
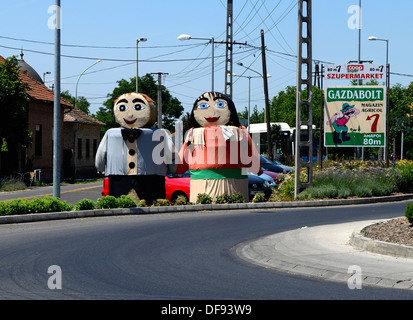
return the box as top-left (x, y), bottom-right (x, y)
top-left (178, 34), bottom-right (215, 91)
top-left (368, 36), bottom-right (389, 166)
top-left (136, 38), bottom-right (147, 92)
top-left (75, 59), bottom-right (102, 108)
top-left (233, 68), bottom-right (271, 133)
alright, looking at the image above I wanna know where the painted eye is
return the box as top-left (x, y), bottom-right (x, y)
top-left (216, 101), bottom-right (227, 108)
top-left (117, 105), bottom-right (128, 112)
top-left (134, 104), bottom-right (144, 111)
top-left (198, 102), bottom-right (209, 109)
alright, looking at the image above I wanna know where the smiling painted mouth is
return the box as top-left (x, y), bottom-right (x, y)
top-left (205, 117), bottom-right (220, 122)
top-left (124, 118), bottom-right (137, 124)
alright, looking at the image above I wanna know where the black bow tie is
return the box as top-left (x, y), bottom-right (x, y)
top-left (121, 128), bottom-right (142, 140)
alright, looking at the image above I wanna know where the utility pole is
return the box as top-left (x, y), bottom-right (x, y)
top-left (151, 72), bottom-right (168, 128)
top-left (315, 62), bottom-right (324, 170)
top-left (261, 29), bottom-right (272, 161)
top-left (294, 0), bottom-right (313, 199)
top-left (53, 0), bottom-right (61, 198)
top-left (224, 0), bottom-right (233, 97)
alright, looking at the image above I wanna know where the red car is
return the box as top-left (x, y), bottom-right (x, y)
top-left (165, 171), bottom-right (190, 202)
top-left (102, 170), bottom-right (274, 202)
top-left (101, 174), bottom-right (191, 202)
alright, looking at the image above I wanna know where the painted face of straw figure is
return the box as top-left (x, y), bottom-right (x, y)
top-left (193, 92), bottom-right (233, 127)
top-left (114, 92), bottom-right (157, 129)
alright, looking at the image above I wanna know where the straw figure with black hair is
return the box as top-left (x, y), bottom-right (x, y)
top-left (177, 92), bottom-right (261, 203)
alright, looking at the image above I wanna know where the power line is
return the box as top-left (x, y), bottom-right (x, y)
top-left (0, 34), bottom-right (202, 50)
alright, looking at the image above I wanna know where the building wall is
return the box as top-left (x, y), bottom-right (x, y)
top-left (27, 100), bottom-right (64, 181)
top-left (63, 122), bottom-right (102, 180)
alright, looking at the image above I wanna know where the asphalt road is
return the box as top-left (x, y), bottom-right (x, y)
top-left (0, 200), bottom-right (412, 303)
top-left (0, 181), bottom-right (103, 205)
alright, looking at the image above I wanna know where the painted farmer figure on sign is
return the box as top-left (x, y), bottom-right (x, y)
top-left (327, 102), bottom-right (360, 144)
top-left (176, 92), bottom-right (261, 203)
top-left (95, 92), bottom-right (174, 204)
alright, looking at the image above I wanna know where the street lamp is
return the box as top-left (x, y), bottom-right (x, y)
top-left (236, 61), bottom-right (272, 159)
top-left (136, 38), bottom-right (147, 92)
top-left (233, 70), bottom-right (271, 132)
top-left (369, 35), bottom-right (390, 166)
top-left (178, 34), bottom-right (215, 91)
top-left (75, 59), bottom-right (102, 108)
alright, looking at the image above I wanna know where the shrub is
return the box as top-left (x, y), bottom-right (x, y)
top-left (29, 197), bottom-right (50, 213)
top-left (138, 199), bottom-right (147, 207)
top-left (74, 199), bottom-right (96, 211)
top-left (196, 193), bottom-right (212, 204)
top-left (116, 195), bottom-right (137, 208)
top-left (215, 192), bottom-right (231, 204)
top-left (252, 192), bottom-right (266, 203)
top-left (0, 178), bottom-right (26, 192)
top-left (395, 160), bottom-right (413, 192)
top-left (96, 196), bottom-right (118, 209)
top-left (405, 203), bottom-right (413, 225)
top-left (41, 196), bottom-right (73, 212)
top-left (152, 198), bottom-right (170, 206)
top-left (173, 195), bottom-right (188, 206)
top-left (0, 202), bottom-right (9, 215)
top-left (230, 192), bottom-right (245, 203)
top-left (7, 198), bottom-right (31, 215)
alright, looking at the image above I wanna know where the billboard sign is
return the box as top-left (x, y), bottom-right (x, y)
top-left (324, 86), bottom-right (386, 147)
top-left (325, 64), bottom-right (385, 81)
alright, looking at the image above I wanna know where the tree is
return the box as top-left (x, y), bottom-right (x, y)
top-left (237, 105), bottom-right (264, 125)
top-left (61, 90), bottom-right (90, 114)
top-left (94, 74), bottom-right (183, 134)
top-left (0, 56), bottom-right (31, 174)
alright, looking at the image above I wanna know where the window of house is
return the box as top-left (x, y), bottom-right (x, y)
top-left (86, 139), bottom-right (90, 158)
top-left (35, 124), bottom-right (42, 156)
top-left (77, 138), bottom-right (82, 159)
top-left (93, 139), bottom-right (97, 157)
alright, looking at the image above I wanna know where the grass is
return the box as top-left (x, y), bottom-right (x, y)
top-left (271, 159), bottom-right (413, 201)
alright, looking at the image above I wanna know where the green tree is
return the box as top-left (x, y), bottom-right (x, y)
top-left (0, 56), bottom-right (32, 174)
top-left (61, 90), bottom-right (90, 114)
top-left (269, 85), bottom-right (322, 127)
top-left (237, 105), bottom-right (264, 125)
top-left (94, 74), bottom-right (183, 134)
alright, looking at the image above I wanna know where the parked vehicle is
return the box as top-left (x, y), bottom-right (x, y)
top-left (272, 159), bottom-right (293, 173)
top-left (260, 155), bottom-right (284, 173)
top-left (102, 170), bottom-right (273, 202)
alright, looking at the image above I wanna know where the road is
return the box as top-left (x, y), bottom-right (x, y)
top-left (0, 181), bottom-right (103, 205)
top-left (0, 199), bottom-right (412, 303)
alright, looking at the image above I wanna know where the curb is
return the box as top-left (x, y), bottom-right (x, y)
top-left (350, 229), bottom-right (413, 259)
top-left (1, 193), bottom-right (412, 225)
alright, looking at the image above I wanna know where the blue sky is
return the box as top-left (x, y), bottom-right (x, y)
top-left (1, 0), bottom-right (412, 117)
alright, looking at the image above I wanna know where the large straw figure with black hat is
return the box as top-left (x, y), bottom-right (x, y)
top-left (95, 92), bottom-right (174, 204)
top-left (176, 91), bottom-right (261, 203)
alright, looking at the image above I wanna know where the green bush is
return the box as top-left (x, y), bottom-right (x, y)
top-left (173, 195), bottom-right (188, 206)
top-left (405, 203), bottom-right (413, 225)
top-left (96, 196), bottom-right (118, 209)
top-left (395, 161), bottom-right (413, 192)
top-left (215, 192), bottom-right (232, 204)
top-left (230, 192), bottom-right (245, 203)
top-left (152, 198), bottom-right (170, 206)
top-left (74, 199), bottom-right (96, 211)
top-left (7, 198), bottom-right (31, 215)
top-left (196, 193), bottom-right (212, 204)
top-left (252, 192), bottom-right (266, 203)
top-left (0, 201), bottom-right (9, 215)
top-left (138, 199), bottom-right (147, 207)
top-left (116, 195), bottom-right (137, 208)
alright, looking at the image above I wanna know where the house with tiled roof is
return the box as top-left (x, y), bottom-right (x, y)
top-left (63, 105), bottom-right (105, 181)
top-left (0, 53), bottom-right (105, 182)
